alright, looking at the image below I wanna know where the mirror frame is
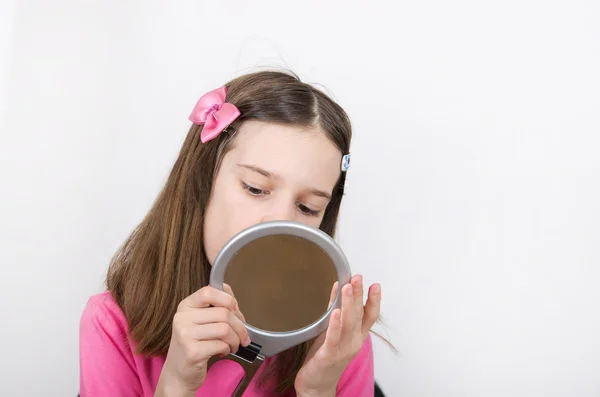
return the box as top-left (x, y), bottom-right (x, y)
top-left (209, 220), bottom-right (352, 356)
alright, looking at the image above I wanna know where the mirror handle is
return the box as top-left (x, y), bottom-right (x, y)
top-left (207, 344), bottom-right (265, 397)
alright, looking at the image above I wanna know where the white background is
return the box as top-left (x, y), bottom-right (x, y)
top-left (1, 1), bottom-right (599, 396)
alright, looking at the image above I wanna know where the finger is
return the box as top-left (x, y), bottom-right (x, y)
top-left (186, 307), bottom-right (251, 346)
top-left (328, 281), bottom-right (339, 309)
top-left (221, 283), bottom-right (248, 323)
top-left (324, 308), bottom-right (342, 349)
top-left (193, 340), bottom-right (231, 361)
top-left (189, 322), bottom-right (243, 354)
top-left (235, 310), bottom-right (247, 323)
top-left (352, 275), bottom-right (364, 322)
top-left (362, 283), bottom-right (382, 335)
top-left (340, 283), bottom-right (355, 334)
top-left (223, 283), bottom-right (235, 297)
top-left (181, 286), bottom-right (238, 312)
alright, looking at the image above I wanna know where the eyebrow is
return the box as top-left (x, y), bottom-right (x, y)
top-left (237, 164), bottom-right (273, 178)
top-left (236, 163), bottom-right (332, 200)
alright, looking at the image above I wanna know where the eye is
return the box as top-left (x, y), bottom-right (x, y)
top-left (297, 202), bottom-right (321, 217)
top-left (242, 182), bottom-right (268, 196)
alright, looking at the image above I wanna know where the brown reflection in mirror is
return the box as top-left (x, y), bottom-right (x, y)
top-left (224, 234), bottom-right (337, 332)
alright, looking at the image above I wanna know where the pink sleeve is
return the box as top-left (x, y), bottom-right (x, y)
top-left (79, 294), bottom-right (142, 397)
top-left (336, 334), bottom-right (375, 397)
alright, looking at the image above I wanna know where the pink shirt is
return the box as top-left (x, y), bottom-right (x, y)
top-left (80, 292), bottom-right (375, 396)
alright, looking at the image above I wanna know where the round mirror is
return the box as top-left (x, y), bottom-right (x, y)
top-left (223, 233), bottom-right (338, 333)
top-left (209, 221), bottom-right (352, 357)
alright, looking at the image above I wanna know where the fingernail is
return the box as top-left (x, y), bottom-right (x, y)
top-left (234, 303), bottom-right (239, 312)
top-left (346, 285), bottom-right (353, 296)
top-left (355, 277), bottom-right (362, 287)
top-left (245, 336), bottom-right (251, 346)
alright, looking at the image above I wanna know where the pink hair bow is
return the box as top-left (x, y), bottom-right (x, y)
top-left (188, 86), bottom-right (241, 143)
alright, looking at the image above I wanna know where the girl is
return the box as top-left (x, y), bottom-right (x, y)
top-left (80, 70), bottom-right (382, 397)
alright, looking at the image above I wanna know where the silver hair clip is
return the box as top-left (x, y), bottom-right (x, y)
top-left (341, 154), bottom-right (351, 172)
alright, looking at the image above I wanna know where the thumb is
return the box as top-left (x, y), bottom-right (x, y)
top-left (223, 283), bottom-right (247, 323)
top-left (223, 283), bottom-right (235, 297)
top-left (328, 281), bottom-right (339, 309)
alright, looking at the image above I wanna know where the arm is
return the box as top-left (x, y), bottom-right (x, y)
top-left (79, 294), bottom-right (142, 397)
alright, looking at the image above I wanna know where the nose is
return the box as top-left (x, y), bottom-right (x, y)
top-left (260, 200), bottom-right (296, 223)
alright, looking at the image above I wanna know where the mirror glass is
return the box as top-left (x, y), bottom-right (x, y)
top-left (223, 234), bottom-right (337, 332)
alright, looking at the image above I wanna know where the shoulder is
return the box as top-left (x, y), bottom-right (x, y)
top-left (80, 291), bottom-right (129, 340)
top-left (80, 292), bottom-right (150, 394)
top-left (79, 291), bottom-right (139, 373)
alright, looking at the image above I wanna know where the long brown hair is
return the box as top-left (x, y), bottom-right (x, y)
top-left (106, 70), bottom-right (353, 393)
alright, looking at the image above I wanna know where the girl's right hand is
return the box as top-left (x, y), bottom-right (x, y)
top-left (156, 285), bottom-right (251, 397)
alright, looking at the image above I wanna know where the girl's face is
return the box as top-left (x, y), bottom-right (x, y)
top-left (203, 120), bottom-right (343, 264)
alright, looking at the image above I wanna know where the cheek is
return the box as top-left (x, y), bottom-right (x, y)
top-left (306, 214), bottom-right (324, 229)
top-left (202, 179), bottom-right (259, 264)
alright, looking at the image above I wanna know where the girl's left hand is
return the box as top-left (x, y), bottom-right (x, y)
top-left (294, 275), bottom-right (381, 397)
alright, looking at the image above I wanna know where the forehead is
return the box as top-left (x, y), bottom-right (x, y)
top-left (227, 120), bottom-right (342, 189)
